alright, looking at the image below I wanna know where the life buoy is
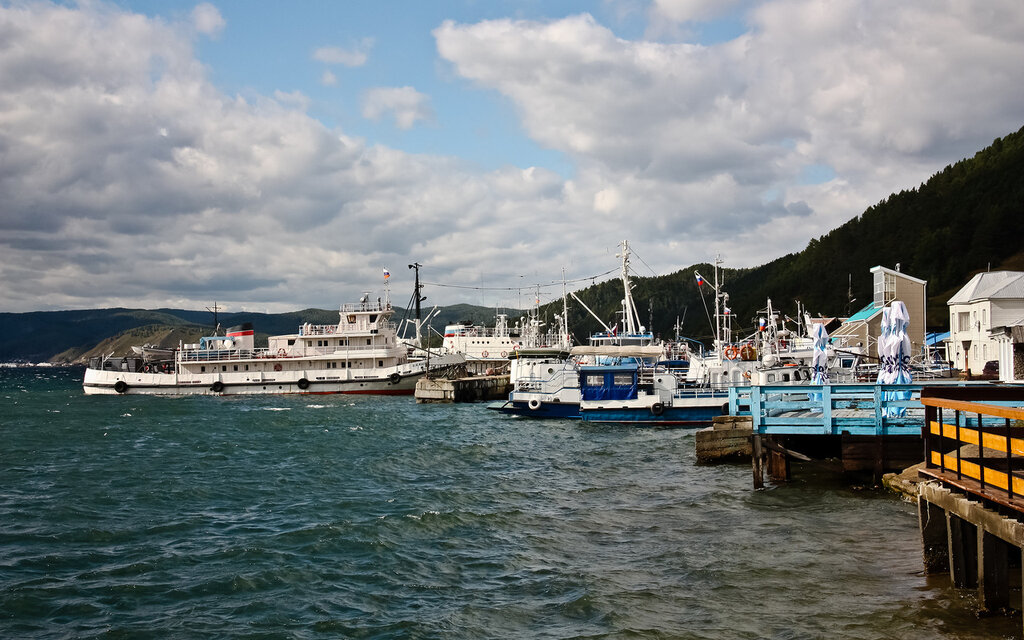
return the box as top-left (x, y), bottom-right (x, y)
top-left (651, 402), bottom-right (665, 416)
top-left (211, 380), bottom-right (224, 393)
top-left (326, 327), bottom-right (334, 334)
top-left (143, 365), bottom-right (151, 373)
top-left (297, 378), bottom-right (310, 390)
top-left (389, 372), bottom-right (401, 384)
top-left (528, 398), bottom-right (541, 410)
top-left (481, 350), bottom-right (489, 358)
top-left (277, 348), bottom-right (287, 357)
top-left (500, 351), bottom-right (508, 358)
top-left (743, 370), bottom-right (751, 380)
top-left (274, 363), bottom-right (283, 372)
top-left (725, 345), bottom-right (740, 360)
top-left (114, 380), bottom-right (128, 394)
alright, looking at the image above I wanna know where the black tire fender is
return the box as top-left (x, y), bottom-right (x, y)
top-left (114, 380), bottom-right (128, 394)
top-left (211, 380), bottom-right (224, 393)
top-left (297, 378), bottom-right (310, 390)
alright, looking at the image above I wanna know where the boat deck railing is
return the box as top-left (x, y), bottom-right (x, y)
top-left (178, 344), bottom-right (394, 362)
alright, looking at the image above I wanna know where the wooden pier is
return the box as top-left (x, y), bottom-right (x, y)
top-left (727, 382), bottom-right (987, 486)
top-left (916, 386), bottom-right (1024, 624)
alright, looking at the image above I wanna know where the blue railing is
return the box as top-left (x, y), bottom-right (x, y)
top-left (728, 382), bottom-right (989, 436)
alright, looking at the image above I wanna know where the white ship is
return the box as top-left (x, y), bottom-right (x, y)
top-left (442, 307), bottom-right (571, 363)
top-left (83, 295), bottom-right (463, 396)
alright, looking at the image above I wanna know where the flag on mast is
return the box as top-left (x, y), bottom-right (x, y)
top-left (383, 268), bottom-right (390, 279)
top-left (695, 273), bottom-right (704, 286)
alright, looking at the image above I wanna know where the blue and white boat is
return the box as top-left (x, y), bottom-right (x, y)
top-left (489, 241), bottom-right (671, 419)
top-left (576, 363), bottom-right (729, 425)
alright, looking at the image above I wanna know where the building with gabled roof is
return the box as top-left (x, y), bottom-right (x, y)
top-left (947, 271), bottom-right (1024, 380)
top-left (829, 265), bottom-right (927, 360)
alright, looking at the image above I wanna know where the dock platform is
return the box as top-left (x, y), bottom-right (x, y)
top-left (414, 374), bottom-right (511, 403)
top-left (915, 385), bottom-right (1024, 626)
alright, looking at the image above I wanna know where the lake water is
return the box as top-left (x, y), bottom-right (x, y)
top-left (1, 366), bottom-right (1018, 638)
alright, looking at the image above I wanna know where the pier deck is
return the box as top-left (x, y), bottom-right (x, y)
top-left (915, 386), bottom-right (1024, 627)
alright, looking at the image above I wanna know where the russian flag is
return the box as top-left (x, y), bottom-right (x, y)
top-left (695, 274), bottom-right (704, 286)
top-left (383, 268), bottom-right (390, 279)
top-left (758, 318), bottom-right (766, 331)
top-left (724, 307), bottom-right (731, 315)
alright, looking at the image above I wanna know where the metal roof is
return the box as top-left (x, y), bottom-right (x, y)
top-left (947, 271), bottom-right (1024, 305)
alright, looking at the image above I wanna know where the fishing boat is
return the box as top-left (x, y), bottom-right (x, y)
top-left (490, 240), bottom-right (658, 418)
top-left (83, 294), bottom-right (464, 396)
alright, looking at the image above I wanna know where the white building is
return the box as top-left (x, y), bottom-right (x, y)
top-left (947, 271), bottom-right (1024, 380)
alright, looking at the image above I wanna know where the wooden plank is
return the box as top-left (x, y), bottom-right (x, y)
top-left (929, 451), bottom-right (1024, 495)
top-left (921, 397), bottom-right (1024, 421)
top-left (929, 421), bottom-right (1024, 456)
top-left (919, 468), bottom-right (1024, 516)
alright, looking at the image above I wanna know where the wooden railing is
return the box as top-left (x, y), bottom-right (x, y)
top-left (921, 386), bottom-right (1024, 500)
top-left (729, 381), bottom-right (993, 436)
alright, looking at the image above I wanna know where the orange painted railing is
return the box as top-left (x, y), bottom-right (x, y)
top-left (921, 387), bottom-right (1024, 498)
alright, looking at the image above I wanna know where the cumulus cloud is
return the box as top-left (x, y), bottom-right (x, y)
top-left (361, 86), bottom-right (435, 130)
top-left (435, 1), bottom-right (1024, 264)
top-left (313, 39), bottom-right (374, 67)
top-left (191, 3), bottom-right (224, 37)
top-left (1, 1), bottom-right (1023, 314)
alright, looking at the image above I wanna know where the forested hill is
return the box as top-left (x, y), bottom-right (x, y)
top-left (562, 125), bottom-right (1024, 343)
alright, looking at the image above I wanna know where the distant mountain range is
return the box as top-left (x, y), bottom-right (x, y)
top-left (4, 124), bottom-right (1023, 363)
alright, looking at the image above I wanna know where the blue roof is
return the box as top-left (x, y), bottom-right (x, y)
top-left (846, 301), bottom-right (883, 323)
top-left (926, 331), bottom-right (950, 346)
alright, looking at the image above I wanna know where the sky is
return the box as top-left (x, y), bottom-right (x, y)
top-left (2, 0), bottom-right (1023, 314)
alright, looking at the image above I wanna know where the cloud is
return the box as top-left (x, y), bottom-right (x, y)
top-left (320, 69), bottom-right (338, 86)
top-left (191, 3), bottom-right (224, 37)
top-left (361, 86), bottom-right (435, 130)
top-left (312, 39), bottom-right (374, 67)
top-left (435, 2), bottom-right (1024, 264)
top-left (650, 0), bottom-right (744, 22)
top-left (1, 1), bottom-right (1023, 315)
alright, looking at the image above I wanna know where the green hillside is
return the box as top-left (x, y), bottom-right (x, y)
top-left (563, 125), bottom-right (1024, 342)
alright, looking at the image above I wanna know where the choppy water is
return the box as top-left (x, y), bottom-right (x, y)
top-left (0, 366), bottom-right (1018, 639)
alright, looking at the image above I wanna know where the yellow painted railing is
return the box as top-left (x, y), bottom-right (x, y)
top-left (921, 390), bottom-right (1024, 497)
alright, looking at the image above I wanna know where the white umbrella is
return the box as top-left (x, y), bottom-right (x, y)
top-left (876, 306), bottom-right (892, 384)
top-left (891, 301), bottom-right (913, 385)
top-left (811, 322), bottom-right (830, 385)
top-left (886, 301), bottom-right (913, 417)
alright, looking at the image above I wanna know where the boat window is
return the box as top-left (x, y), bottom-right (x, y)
top-left (200, 366), bottom-right (206, 372)
top-left (613, 374), bottom-right (633, 386)
top-left (378, 360), bottom-right (383, 367)
top-left (222, 365), bottom-right (227, 372)
top-left (245, 365), bottom-right (249, 371)
top-left (369, 314), bottom-right (377, 323)
top-left (767, 373), bottom-right (775, 382)
top-left (585, 375), bottom-right (604, 386)
top-left (288, 339), bottom-right (296, 346)
top-left (366, 339), bottom-right (372, 345)
top-left (233, 365), bottom-right (238, 371)
top-left (347, 315), bottom-right (356, 323)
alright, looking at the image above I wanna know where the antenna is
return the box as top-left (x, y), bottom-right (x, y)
top-left (206, 302), bottom-right (220, 334)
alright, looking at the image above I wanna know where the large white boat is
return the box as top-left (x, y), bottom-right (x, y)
top-left (442, 306), bottom-right (571, 364)
top-left (83, 296), bottom-right (464, 396)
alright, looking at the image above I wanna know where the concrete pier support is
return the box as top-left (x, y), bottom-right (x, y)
top-left (414, 374), bottom-right (511, 403)
top-left (919, 482), bottom-right (1024, 626)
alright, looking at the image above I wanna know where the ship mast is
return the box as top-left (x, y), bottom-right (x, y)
top-left (407, 262), bottom-right (425, 347)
